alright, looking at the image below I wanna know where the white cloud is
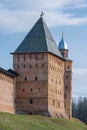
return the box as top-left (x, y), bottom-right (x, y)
top-left (0, 9), bottom-right (38, 33)
top-left (0, 0), bottom-right (76, 10)
top-left (0, 0), bottom-right (87, 33)
top-left (46, 13), bottom-right (87, 27)
top-left (72, 4), bottom-right (87, 9)
top-left (1, 0), bottom-right (86, 10)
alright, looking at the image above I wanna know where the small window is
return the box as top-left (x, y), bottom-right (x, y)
top-left (29, 98), bottom-right (33, 104)
top-left (58, 102), bottom-right (60, 107)
top-left (66, 75), bottom-right (69, 79)
top-left (30, 88), bottom-right (32, 91)
top-left (36, 64), bottom-right (37, 67)
top-left (35, 76), bottom-right (37, 81)
top-left (23, 89), bottom-right (25, 92)
top-left (25, 77), bottom-right (27, 81)
top-left (24, 64), bottom-right (25, 68)
top-left (62, 52), bottom-right (64, 57)
top-left (53, 100), bottom-right (55, 106)
top-left (15, 99), bottom-right (16, 103)
top-left (42, 64), bottom-right (44, 67)
top-left (65, 86), bottom-right (68, 90)
top-left (30, 64), bottom-right (32, 68)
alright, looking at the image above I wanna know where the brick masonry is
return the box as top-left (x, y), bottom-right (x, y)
top-left (13, 52), bottom-right (72, 118)
top-left (0, 71), bottom-right (16, 113)
top-left (0, 51), bottom-right (72, 119)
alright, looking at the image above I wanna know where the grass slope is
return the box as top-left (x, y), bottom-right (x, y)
top-left (0, 112), bottom-right (87, 130)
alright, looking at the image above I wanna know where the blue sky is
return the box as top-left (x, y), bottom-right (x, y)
top-left (0, 0), bottom-right (87, 99)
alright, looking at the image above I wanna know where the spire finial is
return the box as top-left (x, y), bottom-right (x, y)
top-left (40, 11), bottom-right (44, 17)
top-left (62, 32), bottom-right (64, 38)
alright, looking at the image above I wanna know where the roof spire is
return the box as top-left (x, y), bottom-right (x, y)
top-left (40, 11), bottom-right (44, 17)
top-left (62, 32), bottom-right (64, 38)
top-left (58, 32), bottom-right (68, 50)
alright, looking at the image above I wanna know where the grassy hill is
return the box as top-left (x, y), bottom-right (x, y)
top-left (0, 112), bottom-right (87, 130)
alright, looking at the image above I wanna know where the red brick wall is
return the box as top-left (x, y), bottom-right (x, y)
top-left (0, 72), bottom-right (16, 113)
top-left (48, 53), bottom-right (65, 116)
top-left (13, 52), bottom-right (72, 118)
top-left (13, 53), bottom-right (48, 115)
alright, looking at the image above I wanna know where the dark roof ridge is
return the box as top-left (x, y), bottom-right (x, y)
top-left (40, 17), bottom-right (48, 52)
top-left (0, 67), bottom-right (18, 77)
top-left (40, 17), bottom-right (62, 58)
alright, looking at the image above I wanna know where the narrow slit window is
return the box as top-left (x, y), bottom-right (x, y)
top-left (25, 77), bottom-right (27, 81)
top-left (35, 76), bottom-right (37, 81)
top-left (29, 98), bottom-right (33, 104)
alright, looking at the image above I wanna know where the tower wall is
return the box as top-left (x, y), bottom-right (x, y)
top-left (59, 49), bottom-right (68, 59)
top-left (13, 53), bottom-right (49, 115)
top-left (13, 52), bottom-right (70, 117)
top-left (64, 60), bottom-right (72, 119)
top-left (48, 53), bottom-right (66, 117)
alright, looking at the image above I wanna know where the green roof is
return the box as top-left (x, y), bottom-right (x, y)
top-left (14, 16), bottom-right (62, 58)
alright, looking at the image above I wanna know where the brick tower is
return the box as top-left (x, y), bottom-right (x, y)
top-left (12, 16), bottom-right (72, 118)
